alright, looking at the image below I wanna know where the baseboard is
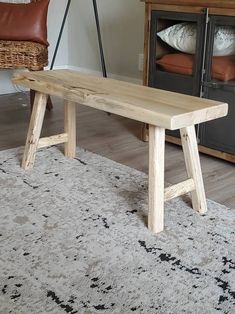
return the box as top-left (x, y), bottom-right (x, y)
top-left (0, 66), bottom-right (142, 96)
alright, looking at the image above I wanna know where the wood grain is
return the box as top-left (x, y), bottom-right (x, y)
top-left (64, 100), bottom-right (76, 158)
top-left (164, 178), bottom-right (195, 201)
top-left (21, 92), bottom-right (47, 170)
top-left (38, 133), bottom-right (68, 149)
top-left (12, 70), bottom-right (228, 131)
top-left (148, 125), bottom-right (165, 233)
top-left (180, 126), bottom-right (207, 214)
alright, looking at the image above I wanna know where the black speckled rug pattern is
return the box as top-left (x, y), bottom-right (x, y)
top-left (0, 147), bottom-right (234, 314)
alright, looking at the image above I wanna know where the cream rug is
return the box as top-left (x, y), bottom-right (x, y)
top-left (0, 147), bottom-right (234, 314)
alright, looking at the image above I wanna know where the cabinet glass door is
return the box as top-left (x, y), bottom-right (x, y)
top-left (148, 10), bottom-right (206, 139)
top-left (149, 10), bottom-right (205, 96)
top-left (201, 16), bottom-right (235, 154)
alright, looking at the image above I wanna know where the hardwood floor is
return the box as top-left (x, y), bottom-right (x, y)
top-left (1, 92), bottom-right (234, 208)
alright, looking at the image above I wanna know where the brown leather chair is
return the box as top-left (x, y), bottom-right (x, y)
top-left (0, 0), bottom-right (52, 110)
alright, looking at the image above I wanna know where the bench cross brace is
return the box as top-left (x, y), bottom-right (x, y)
top-left (22, 93), bottom-right (76, 170)
top-left (148, 124), bottom-right (207, 233)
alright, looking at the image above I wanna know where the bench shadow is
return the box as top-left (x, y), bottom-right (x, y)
top-left (117, 186), bottom-right (148, 228)
top-left (16, 147), bottom-right (24, 166)
top-left (117, 181), bottom-right (193, 229)
top-left (116, 116), bottom-right (143, 140)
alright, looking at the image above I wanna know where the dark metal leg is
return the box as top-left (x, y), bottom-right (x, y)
top-left (50, 0), bottom-right (72, 70)
top-left (51, 0), bottom-right (107, 79)
top-left (92, 0), bottom-right (107, 78)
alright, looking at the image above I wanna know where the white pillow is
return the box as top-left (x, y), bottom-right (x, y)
top-left (157, 22), bottom-right (235, 56)
top-left (214, 26), bottom-right (235, 56)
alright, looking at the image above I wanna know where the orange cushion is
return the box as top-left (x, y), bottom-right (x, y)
top-left (157, 53), bottom-right (235, 81)
top-left (0, 0), bottom-right (50, 46)
top-left (213, 56), bottom-right (235, 81)
top-left (157, 53), bottom-right (194, 76)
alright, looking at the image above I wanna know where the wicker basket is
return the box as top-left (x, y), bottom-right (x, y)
top-left (0, 40), bottom-right (48, 70)
top-left (0, 0), bottom-right (48, 71)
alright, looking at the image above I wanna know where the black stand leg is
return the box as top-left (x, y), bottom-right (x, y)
top-left (50, 0), bottom-right (107, 78)
top-left (92, 0), bottom-right (107, 78)
top-left (50, 0), bottom-right (72, 70)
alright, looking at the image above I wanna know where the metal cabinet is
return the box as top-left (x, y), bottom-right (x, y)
top-left (149, 10), bottom-right (205, 96)
top-left (200, 15), bottom-right (235, 155)
top-left (146, 6), bottom-right (235, 162)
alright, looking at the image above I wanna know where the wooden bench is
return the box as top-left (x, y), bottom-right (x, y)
top-left (12, 70), bottom-right (228, 233)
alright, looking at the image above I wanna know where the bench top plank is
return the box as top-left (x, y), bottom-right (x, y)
top-left (13, 70), bottom-right (228, 130)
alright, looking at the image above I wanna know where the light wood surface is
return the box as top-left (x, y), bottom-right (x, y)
top-left (64, 100), bottom-right (76, 158)
top-left (21, 92), bottom-right (48, 170)
top-left (38, 133), bottom-right (68, 149)
top-left (0, 92), bottom-right (234, 208)
top-left (164, 178), bottom-right (195, 202)
top-left (148, 125), bottom-right (165, 233)
top-left (180, 126), bottom-right (207, 214)
top-left (13, 70), bottom-right (228, 131)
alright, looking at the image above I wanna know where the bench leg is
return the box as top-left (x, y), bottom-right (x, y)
top-left (141, 123), bottom-right (149, 142)
top-left (29, 68), bottom-right (53, 112)
top-left (64, 100), bottom-right (76, 158)
top-left (180, 126), bottom-right (207, 214)
top-left (22, 92), bottom-right (48, 170)
top-left (148, 125), bottom-right (165, 233)
top-left (30, 89), bottom-right (53, 112)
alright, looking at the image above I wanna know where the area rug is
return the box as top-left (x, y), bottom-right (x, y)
top-left (0, 147), bottom-right (234, 314)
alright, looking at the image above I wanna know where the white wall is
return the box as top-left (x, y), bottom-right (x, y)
top-left (1, 0), bottom-right (145, 94)
top-left (68, 0), bottom-right (145, 81)
top-left (0, 0), bottom-right (69, 94)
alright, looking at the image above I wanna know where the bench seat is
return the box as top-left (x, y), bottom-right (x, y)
top-left (13, 69), bottom-right (227, 130)
top-left (12, 70), bottom-right (228, 233)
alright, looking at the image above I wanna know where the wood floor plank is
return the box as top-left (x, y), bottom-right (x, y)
top-left (0, 92), bottom-right (234, 208)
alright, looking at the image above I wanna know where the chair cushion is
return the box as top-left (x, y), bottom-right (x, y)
top-left (0, 0), bottom-right (49, 46)
top-left (157, 53), bottom-right (235, 81)
top-left (0, 40), bottom-right (48, 70)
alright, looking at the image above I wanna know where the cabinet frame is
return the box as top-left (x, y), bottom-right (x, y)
top-left (143, 1), bottom-right (235, 163)
top-left (200, 15), bottom-right (235, 154)
top-left (149, 10), bottom-right (206, 96)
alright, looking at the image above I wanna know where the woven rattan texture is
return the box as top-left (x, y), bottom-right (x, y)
top-left (0, 40), bottom-right (48, 70)
top-left (0, 0), bottom-right (48, 70)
